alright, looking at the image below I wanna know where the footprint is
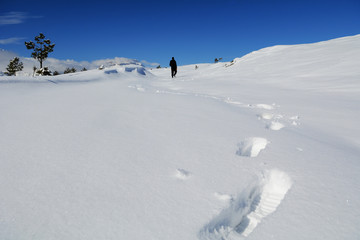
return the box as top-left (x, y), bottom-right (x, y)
top-left (174, 168), bottom-right (191, 180)
top-left (199, 169), bottom-right (292, 239)
top-left (292, 121), bottom-right (300, 126)
top-left (236, 138), bottom-right (269, 157)
top-left (266, 121), bottom-right (285, 131)
top-left (257, 113), bottom-right (274, 120)
top-left (289, 116), bottom-right (300, 126)
top-left (289, 116), bottom-right (300, 120)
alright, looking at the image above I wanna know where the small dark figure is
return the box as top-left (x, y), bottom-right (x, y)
top-left (169, 57), bottom-right (177, 78)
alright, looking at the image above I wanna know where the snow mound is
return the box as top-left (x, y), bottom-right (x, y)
top-left (199, 169), bottom-right (292, 239)
top-left (124, 66), bottom-right (147, 75)
top-left (102, 65), bottom-right (149, 76)
top-left (236, 138), bottom-right (269, 157)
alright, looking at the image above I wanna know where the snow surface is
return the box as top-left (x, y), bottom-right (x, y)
top-left (1, 34), bottom-right (360, 240)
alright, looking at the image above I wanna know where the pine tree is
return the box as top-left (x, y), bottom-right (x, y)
top-left (25, 33), bottom-right (55, 69)
top-left (64, 67), bottom-right (76, 74)
top-left (5, 57), bottom-right (24, 76)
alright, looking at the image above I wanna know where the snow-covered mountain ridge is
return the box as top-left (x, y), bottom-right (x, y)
top-left (0, 34), bottom-right (359, 240)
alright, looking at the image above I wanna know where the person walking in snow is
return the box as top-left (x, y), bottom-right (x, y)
top-left (169, 57), bottom-right (177, 78)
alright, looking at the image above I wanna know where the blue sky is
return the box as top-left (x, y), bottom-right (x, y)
top-left (0, 0), bottom-right (359, 67)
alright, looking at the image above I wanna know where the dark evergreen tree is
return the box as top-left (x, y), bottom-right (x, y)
top-left (5, 57), bottom-right (24, 76)
top-left (81, 67), bottom-right (87, 71)
top-left (53, 71), bottom-right (59, 76)
top-left (64, 67), bottom-right (77, 74)
top-left (25, 33), bottom-right (55, 69)
top-left (35, 67), bottom-right (52, 76)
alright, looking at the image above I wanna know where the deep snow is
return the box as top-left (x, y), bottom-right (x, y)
top-left (0, 34), bottom-right (360, 240)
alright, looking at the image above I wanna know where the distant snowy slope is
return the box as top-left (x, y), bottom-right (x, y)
top-left (151, 34), bottom-right (360, 146)
top-left (230, 34), bottom-right (360, 90)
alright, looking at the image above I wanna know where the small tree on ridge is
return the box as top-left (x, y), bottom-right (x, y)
top-left (5, 57), bottom-right (23, 76)
top-left (25, 33), bottom-right (55, 69)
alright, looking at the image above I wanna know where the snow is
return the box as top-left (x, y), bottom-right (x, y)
top-left (199, 169), bottom-right (292, 239)
top-left (1, 34), bottom-right (360, 240)
top-left (236, 138), bottom-right (269, 157)
top-left (0, 50), bottom-right (146, 75)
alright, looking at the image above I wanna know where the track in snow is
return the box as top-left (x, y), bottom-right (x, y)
top-left (199, 169), bottom-right (292, 240)
top-left (236, 137), bottom-right (269, 157)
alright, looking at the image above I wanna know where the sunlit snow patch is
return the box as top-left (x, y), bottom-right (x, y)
top-left (199, 169), bottom-right (292, 239)
top-left (266, 121), bottom-right (285, 131)
top-left (252, 104), bottom-right (275, 110)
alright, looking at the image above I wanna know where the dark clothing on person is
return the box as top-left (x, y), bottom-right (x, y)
top-left (171, 65), bottom-right (177, 78)
top-left (169, 58), bottom-right (177, 78)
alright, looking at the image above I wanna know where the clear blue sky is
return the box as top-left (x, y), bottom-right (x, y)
top-left (1, 0), bottom-right (359, 66)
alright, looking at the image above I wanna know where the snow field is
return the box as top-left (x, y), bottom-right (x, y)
top-left (1, 34), bottom-right (360, 240)
top-left (0, 73), bottom-right (281, 240)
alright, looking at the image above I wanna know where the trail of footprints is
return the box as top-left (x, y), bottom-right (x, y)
top-left (127, 85), bottom-right (296, 239)
top-left (171, 98), bottom-right (298, 239)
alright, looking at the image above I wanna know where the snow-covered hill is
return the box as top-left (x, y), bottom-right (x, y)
top-left (0, 34), bottom-right (359, 240)
top-left (0, 49), bottom-right (145, 76)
